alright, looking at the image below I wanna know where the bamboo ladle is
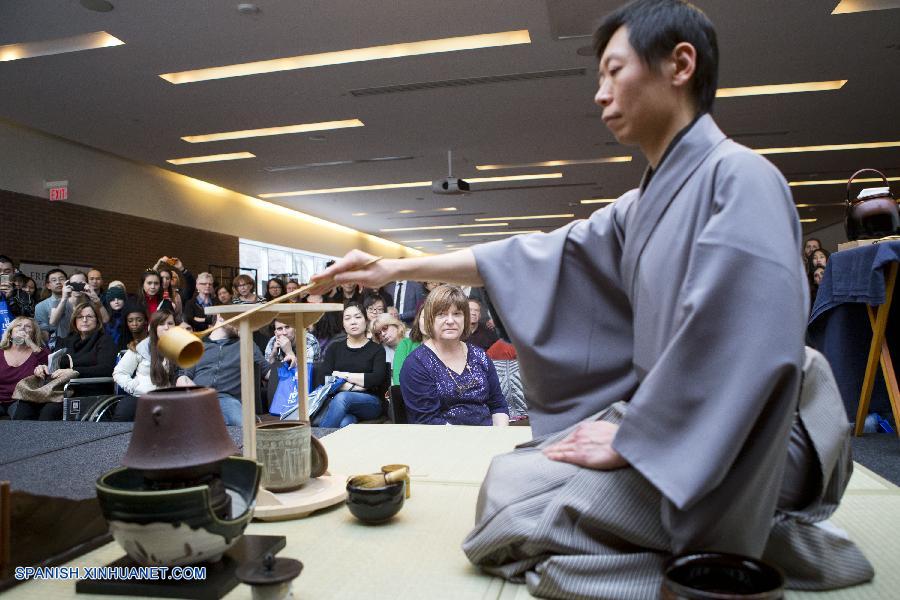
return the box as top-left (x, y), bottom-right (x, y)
top-left (158, 257), bottom-right (382, 368)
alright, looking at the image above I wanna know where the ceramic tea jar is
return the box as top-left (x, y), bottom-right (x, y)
top-left (256, 421), bottom-right (311, 492)
top-left (96, 387), bottom-right (262, 566)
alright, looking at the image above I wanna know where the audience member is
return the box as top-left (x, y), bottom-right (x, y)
top-left (808, 248), bottom-right (830, 271)
top-left (265, 319), bottom-right (321, 366)
top-left (176, 313), bottom-right (268, 425)
top-left (34, 268), bottom-right (68, 346)
top-left (0, 317), bottom-right (48, 419)
top-left (24, 302), bottom-right (116, 419)
top-left (812, 265), bottom-right (826, 286)
top-left (334, 282), bottom-right (362, 305)
top-left (384, 279), bottom-right (426, 326)
top-left (154, 257), bottom-right (195, 307)
top-left (6, 273), bottom-right (36, 319)
top-left (465, 298), bottom-right (498, 350)
top-left (137, 270), bottom-right (167, 316)
top-left (49, 271), bottom-right (103, 343)
top-left (392, 306), bottom-right (426, 386)
top-left (102, 286), bottom-right (130, 350)
top-left (803, 238), bottom-right (821, 258)
top-left (315, 302), bottom-right (387, 428)
top-left (0, 255), bottom-right (35, 324)
top-left (113, 309), bottom-right (178, 421)
top-left (400, 285), bottom-right (509, 426)
top-left (284, 279), bottom-right (302, 302)
top-left (87, 269), bottom-right (104, 296)
top-left (265, 278), bottom-right (285, 302)
top-left (363, 293), bottom-right (387, 330)
top-left (371, 314), bottom-right (406, 363)
top-left (183, 271), bottom-right (219, 330)
top-left (216, 284), bottom-right (233, 305)
top-left (232, 274), bottom-right (261, 304)
top-left (124, 306), bottom-right (149, 351)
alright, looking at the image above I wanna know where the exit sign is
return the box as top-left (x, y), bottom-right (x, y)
top-left (45, 179), bottom-right (69, 202)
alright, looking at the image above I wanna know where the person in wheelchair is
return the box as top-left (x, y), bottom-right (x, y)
top-left (112, 309), bottom-right (178, 421)
top-left (25, 302), bottom-right (116, 419)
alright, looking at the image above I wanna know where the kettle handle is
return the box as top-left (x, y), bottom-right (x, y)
top-left (846, 168), bottom-right (890, 204)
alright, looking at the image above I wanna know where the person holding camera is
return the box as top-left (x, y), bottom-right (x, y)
top-left (48, 271), bottom-right (104, 344)
top-left (0, 256), bottom-right (36, 327)
top-left (34, 268), bottom-right (68, 347)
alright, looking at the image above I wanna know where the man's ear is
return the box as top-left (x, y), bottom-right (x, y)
top-left (670, 41), bottom-right (696, 90)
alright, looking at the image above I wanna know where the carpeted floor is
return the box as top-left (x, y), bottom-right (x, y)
top-left (851, 433), bottom-right (900, 486)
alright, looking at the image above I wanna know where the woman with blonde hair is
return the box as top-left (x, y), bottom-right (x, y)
top-left (0, 317), bottom-right (47, 418)
top-left (400, 285), bottom-right (508, 426)
top-left (370, 313), bottom-right (407, 363)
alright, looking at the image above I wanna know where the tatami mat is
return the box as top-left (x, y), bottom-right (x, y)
top-left (6, 426), bottom-right (898, 599)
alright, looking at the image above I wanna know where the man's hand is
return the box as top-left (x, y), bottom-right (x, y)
top-left (85, 286), bottom-right (101, 304)
top-left (61, 283), bottom-right (72, 300)
top-left (0, 282), bottom-right (11, 296)
top-left (309, 251), bottom-right (394, 295)
top-left (542, 421), bottom-right (630, 470)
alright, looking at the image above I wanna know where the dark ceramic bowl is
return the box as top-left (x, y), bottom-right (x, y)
top-left (661, 552), bottom-right (784, 599)
top-left (345, 480), bottom-right (405, 524)
top-left (96, 456), bottom-right (262, 566)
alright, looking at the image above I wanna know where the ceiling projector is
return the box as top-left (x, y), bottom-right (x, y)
top-left (432, 177), bottom-right (470, 195)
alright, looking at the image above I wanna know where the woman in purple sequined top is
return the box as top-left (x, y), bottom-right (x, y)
top-left (400, 285), bottom-right (509, 426)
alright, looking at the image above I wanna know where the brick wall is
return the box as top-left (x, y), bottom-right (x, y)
top-left (2, 188), bottom-right (239, 289)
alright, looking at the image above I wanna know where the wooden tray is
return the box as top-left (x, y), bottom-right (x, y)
top-left (253, 474), bottom-right (347, 521)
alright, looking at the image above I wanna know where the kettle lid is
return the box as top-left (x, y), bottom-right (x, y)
top-left (857, 186), bottom-right (892, 201)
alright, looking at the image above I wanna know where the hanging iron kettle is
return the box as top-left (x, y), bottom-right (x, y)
top-left (844, 168), bottom-right (899, 241)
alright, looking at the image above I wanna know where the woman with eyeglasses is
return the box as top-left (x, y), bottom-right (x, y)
top-left (22, 302), bottom-right (116, 419)
top-left (231, 274), bottom-right (262, 304)
top-left (264, 278), bottom-right (286, 302)
top-left (400, 285), bottom-right (509, 426)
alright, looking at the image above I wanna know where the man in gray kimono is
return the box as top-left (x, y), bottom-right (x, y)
top-left (313, 0), bottom-right (872, 596)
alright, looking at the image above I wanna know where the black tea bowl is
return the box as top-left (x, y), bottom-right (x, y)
top-left (661, 552), bottom-right (784, 599)
top-left (345, 479), bottom-right (405, 524)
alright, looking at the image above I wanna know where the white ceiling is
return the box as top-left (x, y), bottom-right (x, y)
top-left (2, 0), bottom-right (899, 252)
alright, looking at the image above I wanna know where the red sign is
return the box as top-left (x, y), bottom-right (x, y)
top-left (49, 187), bottom-right (68, 201)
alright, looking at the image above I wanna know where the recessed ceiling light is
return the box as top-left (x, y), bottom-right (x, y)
top-left (0, 31), bottom-right (124, 62)
top-left (182, 119), bottom-right (363, 143)
top-left (790, 176), bottom-right (900, 187)
top-left (580, 198), bottom-right (617, 204)
top-left (437, 207), bottom-right (458, 212)
top-left (80, 0), bottom-right (114, 12)
top-left (160, 30), bottom-right (531, 84)
top-left (166, 152), bottom-right (255, 165)
top-left (259, 173), bottom-right (562, 198)
top-left (832, 0), bottom-right (900, 14)
top-left (475, 156), bottom-right (631, 170)
top-left (401, 238), bottom-right (444, 243)
top-left (459, 230), bottom-right (542, 237)
top-left (799, 218), bottom-right (818, 223)
top-left (755, 141), bottom-right (900, 155)
top-left (381, 223), bottom-right (509, 232)
top-left (397, 209), bottom-right (416, 214)
top-left (716, 80), bottom-right (847, 98)
top-left (467, 173), bottom-right (563, 184)
top-left (476, 214), bottom-right (574, 222)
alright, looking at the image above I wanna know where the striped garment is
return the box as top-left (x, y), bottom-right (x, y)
top-left (461, 348), bottom-right (873, 598)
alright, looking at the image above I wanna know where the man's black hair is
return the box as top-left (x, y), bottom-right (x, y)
top-left (0, 255), bottom-right (15, 267)
top-left (594, 0), bottom-right (719, 114)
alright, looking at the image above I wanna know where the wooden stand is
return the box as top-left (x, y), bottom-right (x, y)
top-left (854, 262), bottom-right (900, 436)
top-left (205, 303), bottom-right (348, 518)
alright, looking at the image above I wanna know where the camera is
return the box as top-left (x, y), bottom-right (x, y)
top-left (69, 281), bottom-right (85, 292)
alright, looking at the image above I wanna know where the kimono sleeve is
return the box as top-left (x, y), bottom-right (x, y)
top-left (471, 193), bottom-right (638, 436)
